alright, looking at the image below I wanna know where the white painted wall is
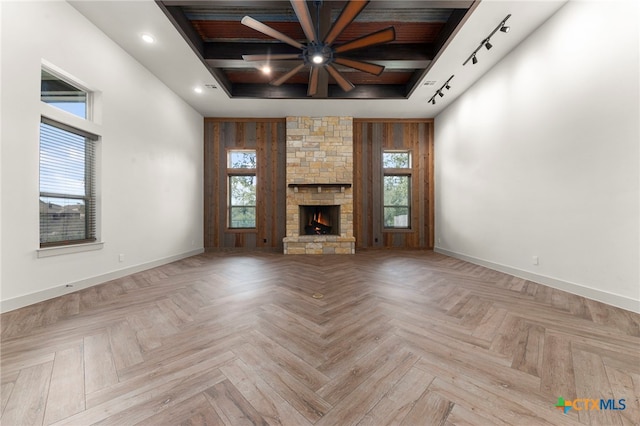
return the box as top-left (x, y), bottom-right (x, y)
top-left (0, 1), bottom-right (204, 311)
top-left (435, 0), bottom-right (639, 312)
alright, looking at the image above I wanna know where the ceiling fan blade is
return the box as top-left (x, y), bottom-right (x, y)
top-left (270, 63), bottom-right (306, 86)
top-left (333, 27), bottom-right (396, 54)
top-left (308, 67), bottom-right (319, 96)
top-left (333, 57), bottom-right (385, 76)
top-left (325, 64), bottom-right (355, 92)
top-left (241, 16), bottom-right (304, 49)
top-left (290, 0), bottom-right (317, 43)
top-left (242, 54), bottom-right (301, 62)
top-left (324, 0), bottom-right (370, 45)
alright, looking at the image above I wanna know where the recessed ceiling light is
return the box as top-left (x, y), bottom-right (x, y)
top-left (141, 33), bottom-right (155, 44)
top-left (262, 65), bottom-right (271, 75)
top-left (194, 87), bottom-right (203, 94)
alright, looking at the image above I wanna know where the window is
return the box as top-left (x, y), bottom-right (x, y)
top-left (41, 69), bottom-right (88, 119)
top-left (40, 119), bottom-right (97, 246)
top-left (228, 150), bottom-right (257, 228)
top-left (40, 67), bottom-right (98, 248)
top-left (383, 151), bottom-right (411, 229)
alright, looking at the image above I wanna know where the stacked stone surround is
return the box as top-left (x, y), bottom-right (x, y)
top-left (283, 116), bottom-right (355, 254)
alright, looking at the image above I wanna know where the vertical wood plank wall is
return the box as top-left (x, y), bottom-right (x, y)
top-left (204, 117), bottom-right (434, 251)
top-left (204, 118), bottom-right (287, 250)
top-left (353, 119), bottom-right (434, 249)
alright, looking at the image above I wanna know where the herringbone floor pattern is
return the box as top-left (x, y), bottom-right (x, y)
top-left (1, 250), bottom-right (639, 425)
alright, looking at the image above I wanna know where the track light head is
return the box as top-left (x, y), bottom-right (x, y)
top-left (431, 98), bottom-right (436, 105)
top-left (500, 24), bottom-right (510, 33)
top-left (445, 84), bottom-right (451, 90)
top-left (438, 91), bottom-right (444, 98)
top-left (485, 40), bottom-right (492, 50)
top-left (472, 54), bottom-right (478, 65)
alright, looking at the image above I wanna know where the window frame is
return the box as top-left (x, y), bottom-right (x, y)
top-left (38, 64), bottom-right (102, 254)
top-left (382, 150), bottom-right (412, 230)
top-left (226, 149), bottom-right (257, 230)
top-left (39, 118), bottom-right (98, 247)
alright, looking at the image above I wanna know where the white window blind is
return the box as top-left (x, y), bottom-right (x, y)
top-left (39, 118), bottom-right (98, 246)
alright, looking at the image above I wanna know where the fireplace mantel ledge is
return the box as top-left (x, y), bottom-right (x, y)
top-left (288, 183), bottom-right (352, 193)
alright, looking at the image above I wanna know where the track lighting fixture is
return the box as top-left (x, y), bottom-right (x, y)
top-left (427, 75), bottom-right (454, 106)
top-left (463, 14), bottom-right (511, 66)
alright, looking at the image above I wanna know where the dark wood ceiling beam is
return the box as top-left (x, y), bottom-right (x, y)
top-left (204, 42), bottom-right (433, 61)
top-left (231, 83), bottom-right (407, 99)
top-left (160, 1), bottom-right (292, 7)
top-left (204, 42), bottom-right (300, 59)
top-left (206, 59), bottom-right (430, 70)
top-left (160, 1), bottom-right (473, 8)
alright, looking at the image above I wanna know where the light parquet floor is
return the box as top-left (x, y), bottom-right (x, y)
top-left (1, 250), bottom-right (639, 425)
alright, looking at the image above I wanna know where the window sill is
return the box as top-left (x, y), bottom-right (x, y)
top-left (37, 241), bottom-right (104, 258)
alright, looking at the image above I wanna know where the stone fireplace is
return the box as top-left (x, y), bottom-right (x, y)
top-left (283, 116), bottom-right (355, 254)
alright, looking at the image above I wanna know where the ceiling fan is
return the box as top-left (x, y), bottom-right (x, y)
top-left (241, 0), bottom-right (396, 96)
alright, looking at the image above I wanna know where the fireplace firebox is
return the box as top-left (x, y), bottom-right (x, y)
top-left (299, 205), bottom-right (340, 235)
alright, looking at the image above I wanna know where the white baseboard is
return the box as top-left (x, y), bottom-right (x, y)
top-left (434, 247), bottom-right (640, 314)
top-left (0, 249), bottom-right (204, 313)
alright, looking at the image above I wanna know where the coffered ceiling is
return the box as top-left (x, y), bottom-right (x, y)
top-left (157, 1), bottom-right (474, 99)
top-left (69, 0), bottom-right (567, 118)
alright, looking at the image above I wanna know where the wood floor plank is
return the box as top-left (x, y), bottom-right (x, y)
top-left (316, 334), bottom-right (407, 405)
top-left (43, 344), bottom-right (85, 425)
top-left (91, 369), bottom-right (225, 426)
top-left (107, 320), bottom-right (144, 371)
top-left (315, 350), bottom-right (419, 426)
top-left (232, 341), bottom-right (331, 423)
top-left (246, 330), bottom-right (331, 392)
top-left (1, 361), bottom-right (53, 426)
top-left (220, 358), bottom-right (312, 426)
top-left (83, 332), bottom-right (118, 395)
top-left (511, 323), bottom-right (545, 377)
top-left (135, 393), bottom-right (225, 426)
top-left (357, 366), bottom-right (434, 425)
top-left (86, 349), bottom-right (236, 409)
top-left (1, 381), bottom-right (14, 415)
top-left (401, 390), bottom-right (454, 426)
top-left (540, 332), bottom-right (577, 400)
top-left (572, 348), bottom-right (622, 426)
top-left (603, 365), bottom-right (640, 426)
top-left (1, 250), bottom-right (638, 425)
top-left (203, 379), bottom-right (268, 426)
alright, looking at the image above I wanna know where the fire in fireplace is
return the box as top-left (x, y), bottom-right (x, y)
top-left (300, 205), bottom-right (340, 235)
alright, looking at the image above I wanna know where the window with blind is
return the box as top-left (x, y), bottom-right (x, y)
top-left (40, 67), bottom-right (98, 247)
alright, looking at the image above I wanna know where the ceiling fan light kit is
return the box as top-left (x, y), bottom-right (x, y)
top-left (240, 0), bottom-right (395, 97)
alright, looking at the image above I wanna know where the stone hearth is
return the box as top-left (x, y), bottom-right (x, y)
top-left (283, 116), bottom-right (355, 254)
